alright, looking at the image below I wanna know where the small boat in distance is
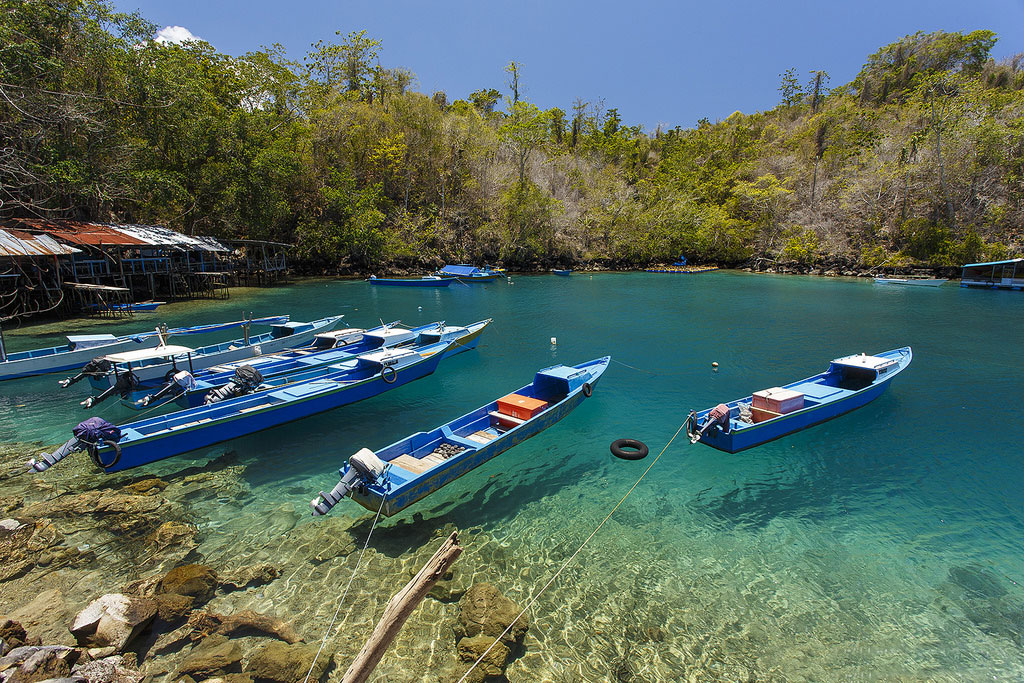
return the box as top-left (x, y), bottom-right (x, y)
top-left (368, 275), bottom-right (457, 287)
top-left (437, 264), bottom-right (500, 282)
top-left (873, 277), bottom-right (947, 287)
top-left (686, 347), bottom-right (912, 453)
top-left (552, 269), bottom-right (572, 276)
top-left (311, 356), bottom-right (610, 517)
top-left (87, 300), bottom-right (166, 313)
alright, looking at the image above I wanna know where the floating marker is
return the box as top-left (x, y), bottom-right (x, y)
top-left (712, 361), bottom-right (719, 367)
top-left (418, 306), bottom-right (422, 310)
top-left (550, 337), bottom-right (557, 345)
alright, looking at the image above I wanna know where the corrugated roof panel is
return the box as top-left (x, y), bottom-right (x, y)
top-left (0, 229), bottom-right (81, 256)
top-left (113, 224), bottom-right (229, 252)
top-left (961, 258), bottom-right (1024, 269)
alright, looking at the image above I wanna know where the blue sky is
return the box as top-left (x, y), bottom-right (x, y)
top-left (114, 0), bottom-right (1024, 131)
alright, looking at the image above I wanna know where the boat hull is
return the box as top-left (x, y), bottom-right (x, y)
top-left (873, 278), bottom-right (946, 287)
top-left (94, 347), bottom-right (450, 472)
top-left (368, 277), bottom-right (456, 287)
top-left (349, 357), bottom-right (609, 516)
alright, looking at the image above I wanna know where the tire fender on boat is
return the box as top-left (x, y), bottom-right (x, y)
top-left (381, 365), bottom-right (397, 384)
top-left (610, 438), bottom-right (648, 460)
top-left (89, 439), bottom-right (122, 470)
top-left (582, 382), bottom-right (593, 397)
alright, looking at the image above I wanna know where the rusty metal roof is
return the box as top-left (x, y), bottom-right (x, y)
top-left (0, 219), bottom-right (228, 251)
top-left (0, 229), bottom-right (81, 257)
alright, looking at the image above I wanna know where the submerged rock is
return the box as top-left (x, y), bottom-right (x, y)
top-left (5, 589), bottom-right (73, 646)
top-left (146, 521), bottom-right (197, 552)
top-left (454, 583), bottom-right (529, 646)
top-left (69, 594), bottom-right (157, 652)
top-left (152, 594), bottom-right (195, 624)
top-left (218, 564), bottom-right (280, 592)
top-left (455, 634), bottom-right (509, 679)
top-left (157, 565), bottom-right (219, 604)
top-left (72, 654), bottom-right (144, 683)
top-left (185, 610), bottom-right (302, 644)
top-left (176, 635), bottom-right (243, 679)
top-left (245, 641), bottom-right (324, 682)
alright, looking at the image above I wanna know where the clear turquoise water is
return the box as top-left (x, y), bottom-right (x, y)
top-left (2, 272), bottom-right (1022, 679)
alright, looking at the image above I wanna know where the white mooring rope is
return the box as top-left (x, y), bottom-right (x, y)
top-left (457, 419), bottom-right (689, 682)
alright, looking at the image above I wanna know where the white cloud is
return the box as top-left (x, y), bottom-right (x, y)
top-left (154, 26), bottom-right (203, 45)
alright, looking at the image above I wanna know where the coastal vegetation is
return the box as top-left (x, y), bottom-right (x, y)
top-left (2, 0), bottom-right (1022, 270)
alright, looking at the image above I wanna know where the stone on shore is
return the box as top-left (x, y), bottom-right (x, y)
top-left (245, 641), bottom-right (325, 682)
top-left (72, 654), bottom-right (144, 683)
top-left (69, 594), bottom-right (157, 652)
top-left (176, 635), bottom-right (243, 679)
top-left (0, 644), bottom-right (78, 682)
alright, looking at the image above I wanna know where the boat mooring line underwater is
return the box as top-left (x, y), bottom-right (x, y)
top-left (303, 490), bottom-right (390, 683)
top-left (456, 417), bottom-right (690, 683)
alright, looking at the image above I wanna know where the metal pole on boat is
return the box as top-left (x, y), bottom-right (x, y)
top-left (0, 321), bottom-right (7, 363)
top-left (243, 311), bottom-right (250, 346)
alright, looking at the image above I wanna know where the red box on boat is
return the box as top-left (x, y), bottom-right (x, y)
top-left (497, 393), bottom-right (548, 421)
top-left (752, 387), bottom-right (804, 414)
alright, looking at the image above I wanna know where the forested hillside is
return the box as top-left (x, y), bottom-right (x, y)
top-left (3, 1), bottom-right (1022, 270)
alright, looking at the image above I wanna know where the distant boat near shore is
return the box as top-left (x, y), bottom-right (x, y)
top-left (873, 277), bottom-right (947, 287)
top-left (368, 275), bottom-right (457, 287)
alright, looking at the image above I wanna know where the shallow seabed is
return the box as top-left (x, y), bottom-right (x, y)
top-left (1, 272), bottom-right (1022, 680)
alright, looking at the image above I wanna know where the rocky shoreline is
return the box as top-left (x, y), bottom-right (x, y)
top-left (0, 443), bottom-right (530, 682)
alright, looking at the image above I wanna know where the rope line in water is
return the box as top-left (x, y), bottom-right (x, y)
top-left (457, 419), bottom-right (689, 683)
top-left (303, 492), bottom-right (388, 683)
top-left (610, 358), bottom-right (685, 376)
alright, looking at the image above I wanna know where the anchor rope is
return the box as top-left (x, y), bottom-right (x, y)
top-left (457, 419), bottom-right (689, 683)
top-left (303, 491), bottom-right (388, 683)
top-left (610, 358), bottom-right (685, 376)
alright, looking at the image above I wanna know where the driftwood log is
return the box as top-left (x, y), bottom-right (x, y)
top-left (342, 531), bottom-right (463, 683)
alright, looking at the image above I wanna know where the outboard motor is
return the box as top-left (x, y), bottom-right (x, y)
top-left (203, 365), bottom-right (264, 405)
top-left (81, 370), bottom-right (139, 409)
top-left (310, 448), bottom-right (388, 516)
top-left (689, 403), bottom-right (732, 444)
top-left (59, 357), bottom-right (112, 388)
top-left (138, 370), bottom-right (196, 407)
top-left (28, 417), bottom-right (122, 472)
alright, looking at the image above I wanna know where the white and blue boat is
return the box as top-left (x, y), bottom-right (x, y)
top-left (0, 315), bottom-right (289, 382)
top-left (310, 356), bottom-right (610, 517)
top-left (686, 347), bottom-right (912, 453)
top-left (368, 275), bottom-right (457, 287)
top-left (34, 340), bottom-right (458, 474)
top-left (125, 319), bottom-right (491, 410)
top-left (437, 264), bottom-right (501, 282)
top-left (69, 315), bottom-right (343, 392)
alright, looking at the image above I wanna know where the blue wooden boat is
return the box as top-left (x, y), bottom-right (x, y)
top-left (368, 275), bottom-right (457, 287)
top-left (87, 300), bottom-right (166, 313)
top-left (0, 315), bottom-right (289, 382)
top-left (686, 347), bottom-right (912, 453)
top-left (437, 264), bottom-right (500, 282)
top-left (75, 316), bottom-right (343, 391)
top-left (552, 269), bottom-right (573, 276)
top-left (310, 356), bottom-right (610, 517)
top-left (37, 341), bottom-right (457, 473)
top-left (125, 319), bottom-right (491, 410)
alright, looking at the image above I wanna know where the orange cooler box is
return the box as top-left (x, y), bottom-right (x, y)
top-left (752, 387), bottom-right (804, 414)
top-left (497, 393), bottom-right (549, 420)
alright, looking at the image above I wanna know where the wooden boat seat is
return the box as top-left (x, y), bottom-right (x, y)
top-left (488, 410), bottom-right (524, 425)
top-left (466, 430), bottom-right (498, 444)
top-left (389, 453), bottom-right (436, 474)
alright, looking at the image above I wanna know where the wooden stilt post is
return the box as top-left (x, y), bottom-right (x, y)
top-left (341, 532), bottom-right (463, 683)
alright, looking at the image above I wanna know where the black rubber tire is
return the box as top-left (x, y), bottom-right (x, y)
top-left (381, 365), bottom-right (397, 384)
top-left (581, 382), bottom-right (593, 397)
top-left (610, 438), bottom-right (649, 460)
top-left (90, 439), bottom-right (122, 470)
top-left (164, 368), bottom-right (177, 383)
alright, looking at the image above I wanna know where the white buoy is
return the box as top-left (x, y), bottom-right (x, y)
top-left (712, 361), bottom-right (719, 368)
top-left (418, 306), bottom-right (422, 310)
top-left (550, 337), bottom-right (557, 345)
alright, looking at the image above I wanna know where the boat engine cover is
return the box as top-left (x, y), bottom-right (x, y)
top-left (349, 448), bottom-right (387, 480)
